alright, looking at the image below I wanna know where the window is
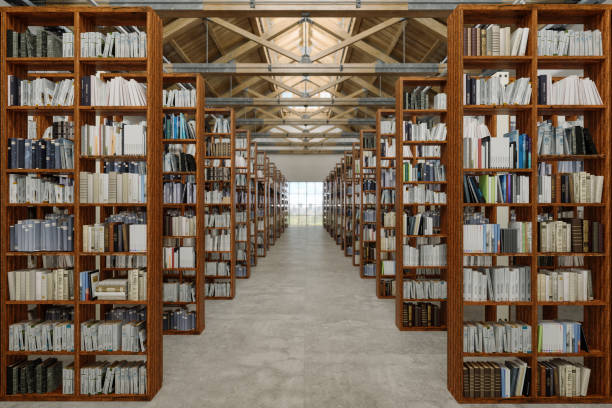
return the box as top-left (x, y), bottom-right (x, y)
top-left (288, 182), bottom-right (323, 226)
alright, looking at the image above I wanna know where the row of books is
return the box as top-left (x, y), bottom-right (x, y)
top-left (463, 220), bottom-right (532, 253)
top-left (7, 268), bottom-right (73, 301)
top-left (463, 129), bottom-right (531, 169)
top-left (9, 174), bottom-right (74, 204)
top-left (163, 151), bottom-right (196, 172)
top-left (81, 76), bottom-right (146, 106)
top-left (163, 113), bottom-right (196, 140)
top-left (9, 319), bottom-right (74, 352)
top-left (163, 88), bottom-right (196, 107)
top-left (463, 321), bottom-right (531, 354)
top-left (81, 319), bottom-right (146, 352)
top-left (402, 121), bottom-right (447, 142)
top-left (401, 302), bottom-right (442, 328)
top-left (6, 29), bottom-right (70, 57)
top-left (539, 170), bottom-right (604, 204)
top-left (163, 213), bottom-right (196, 236)
top-left (7, 76), bottom-right (74, 106)
top-left (537, 359), bottom-right (591, 397)
top-left (464, 174), bottom-right (530, 204)
top-left (402, 88), bottom-right (446, 110)
top-left (82, 223), bottom-right (147, 253)
top-left (537, 122), bottom-right (598, 156)
top-left (80, 168), bottom-right (146, 204)
top-left (163, 246), bottom-right (195, 269)
top-left (205, 115), bottom-right (231, 133)
top-left (93, 274), bottom-right (147, 301)
top-left (403, 184), bottom-right (447, 204)
top-left (462, 359), bottom-right (529, 398)
top-left (205, 231), bottom-right (231, 252)
top-left (538, 320), bottom-right (587, 353)
top-left (81, 120), bottom-right (147, 156)
top-left (403, 160), bottom-right (446, 182)
top-left (8, 137), bottom-right (74, 170)
top-left (79, 361), bottom-right (147, 395)
top-left (379, 231), bottom-right (395, 251)
top-left (206, 139), bottom-right (232, 156)
top-left (538, 28), bottom-right (602, 56)
top-left (10, 214), bottom-right (74, 252)
top-left (403, 242), bottom-right (447, 266)
top-left (205, 188), bottom-right (232, 204)
top-left (463, 25), bottom-right (529, 56)
top-left (462, 266), bottom-right (532, 301)
top-left (28, 119), bottom-right (75, 140)
top-left (362, 151), bottom-right (376, 168)
top-left (205, 280), bottom-right (231, 297)
top-left (163, 308), bottom-right (197, 331)
top-left (80, 31), bottom-right (147, 58)
top-left (538, 217), bottom-right (604, 253)
top-left (537, 75), bottom-right (602, 105)
top-left (537, 269), bottom-right (593, 302)
top-left (205, 163), bottom-right (231, 180)
top-left (410, 144), bottom-right (442, 158)
top-left (163, 178), bottom-right (196, 204)
top-left (379, 118), bottom-right (395, 134)
top-left (6, 358), bottom-right (64, 395)
top-left (463, 74), bottom-right (531, 105)
top-left (402, 279), bottom-right (447, 299)
top-left (403, 210), bottom-right (441, 236)
top-left (163, 281), bottom-right (195, 302)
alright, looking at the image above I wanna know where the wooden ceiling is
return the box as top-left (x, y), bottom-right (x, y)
top-left (162, 16), bottom-right (448, 152)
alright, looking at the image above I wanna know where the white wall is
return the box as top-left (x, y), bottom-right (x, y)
top-left (267, 154), bottom-right (344, 181)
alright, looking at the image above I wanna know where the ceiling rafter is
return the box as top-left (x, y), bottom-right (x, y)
top-left (209, 17), bottom-right (302, 62)
top-left (310, 18), bottom-right (402, 61)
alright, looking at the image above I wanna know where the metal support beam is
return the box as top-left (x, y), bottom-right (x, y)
top-left (164, 62), bottom-right (446, 75)
top-left (207, 97), bottom-right (394, 106)
top-left (237, 117), bottom-right (375, 126)
top-left (252, 132), bottom-right (359, 138)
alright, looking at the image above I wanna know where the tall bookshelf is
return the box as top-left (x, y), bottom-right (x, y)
top-left (352, 142), bottom-right (361, 268)
top-left (203, 107), bottom-right (235, 300)
top-left (249, 141), bottom-right (258, 267)
top-left (162, 73), bottom-right (205, 335)
top-left (447, 4), bottom-right (610, 403)
top-left (360, 129), bottom-right (377, 279)
top-left (235, 129), bottom-right (250, 279)
top-left (376, 109), bottom-right (397, 299)
top-left (0, 7), bottom-right (163, 400)
top-left (266, 159), bottom-right (275, 248)
top-left (343, 151), bottom-right (353, 257)
top-left (274, 168), bottom-right (281, 239)
top-left (394, 77), bottom-right (448, 331)
top-left (280, 175), bottom-right (288, 232)
top-left (334, 163), bottom-right (343, 246)
top-left (255, 151), bottom-right (267, 258)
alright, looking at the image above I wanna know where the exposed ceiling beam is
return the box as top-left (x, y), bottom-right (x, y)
top-left (164, 62), bottom-right (445, 76)
top-left (169, 39), bottom-right (193, 63)
top-left (237, 118), bottom-right (375, 126)
top-left (310, 18), bottom-right (402, 61)
top-left (413, 17), bottom-right (448, 41)
top-left (206, 97), bottom-right (394, 106)
top-left (252, 132), bottom-right (358, 138)
top-left (209, 17), bottom-right (302, 62)
top-left (163, 18), bottom-right (201, 43)
top-left (214, 19), bottom-right (299, 63)
top-left (311, 19), bottom-right (397, 63)
top-left (260, 77), bottom-right (304, 96)
top-left (221, 76), bottom-right (262, 97)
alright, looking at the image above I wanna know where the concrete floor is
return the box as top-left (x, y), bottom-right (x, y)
top-left (2, 226), bottom-right (610, 407)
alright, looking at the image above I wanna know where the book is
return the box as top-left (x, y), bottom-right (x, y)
top-left (163, 307), bottom-right (197, 331)
top-left (538, 28), bottom-right (602, 56)
top-left (463, 26), bottom-right (528, 56)
top-left (537, 74), bottom-right (603, 105)
top-left (6, 28), bottom-right (67, 58)
top-left (463, 321), bottom-right (531, 353)
top-left (463, 359), bottom-right (529, 398)
top-left (463, 74), bottom-right (531, 105)
top-left (463, 266), bottom-right (531, 301)
top-left (401, 302), bottom-right (441, 327)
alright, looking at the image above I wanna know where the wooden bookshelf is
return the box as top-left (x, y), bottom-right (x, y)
top-left (0, 7), bottom-right (163, 400)
top-left (447, 4), bottom-right (610, 403)
top-left (281, 174), bottom-right (288, 232)
top-left (334, 163), bottom-right (343, 245)
top-left (360, 129), bottom-right (377, 279)
top-left (266, 159), bottom-right (275, 248)
top-left (343, 151), bottom-right (353, 257)
top-left (352, 142), bottom-right (361, 268)
top-left (394, 77), bottom-right (448, 331)
top-left (324, 173), bottom-right (332, 234)
top-left (162, 73), bottom-right (205, 335)
top-left (273, 168), bottom-right (281, 240)
top-left (376, 109), bottom-right (397, 299)
top-left (203, 108), bottom-right (236, 300)
top-left (235, 129), bottom-right (250, 279)
top-left (255, 151), bottom-right (267, 258)
top-left (249, 141), bottom-right (258, 267)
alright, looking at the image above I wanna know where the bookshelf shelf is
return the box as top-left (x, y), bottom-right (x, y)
top-left (1, 7), bottom-right (164, 401)
top-left (394, 76), bottom-right (449, 332)
top-left (447, 4), bottom-right (611, 403)
top-left (203, 107), bottom-right (236, 299)
top-left (235, 129), bottom-right (251, 279)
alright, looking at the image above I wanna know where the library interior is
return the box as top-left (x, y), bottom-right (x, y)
top-left (0, 0), bottom-right (611, 406)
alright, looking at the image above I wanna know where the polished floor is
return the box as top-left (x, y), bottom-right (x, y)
top-left (2, 226), bottom-right (608, 407)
